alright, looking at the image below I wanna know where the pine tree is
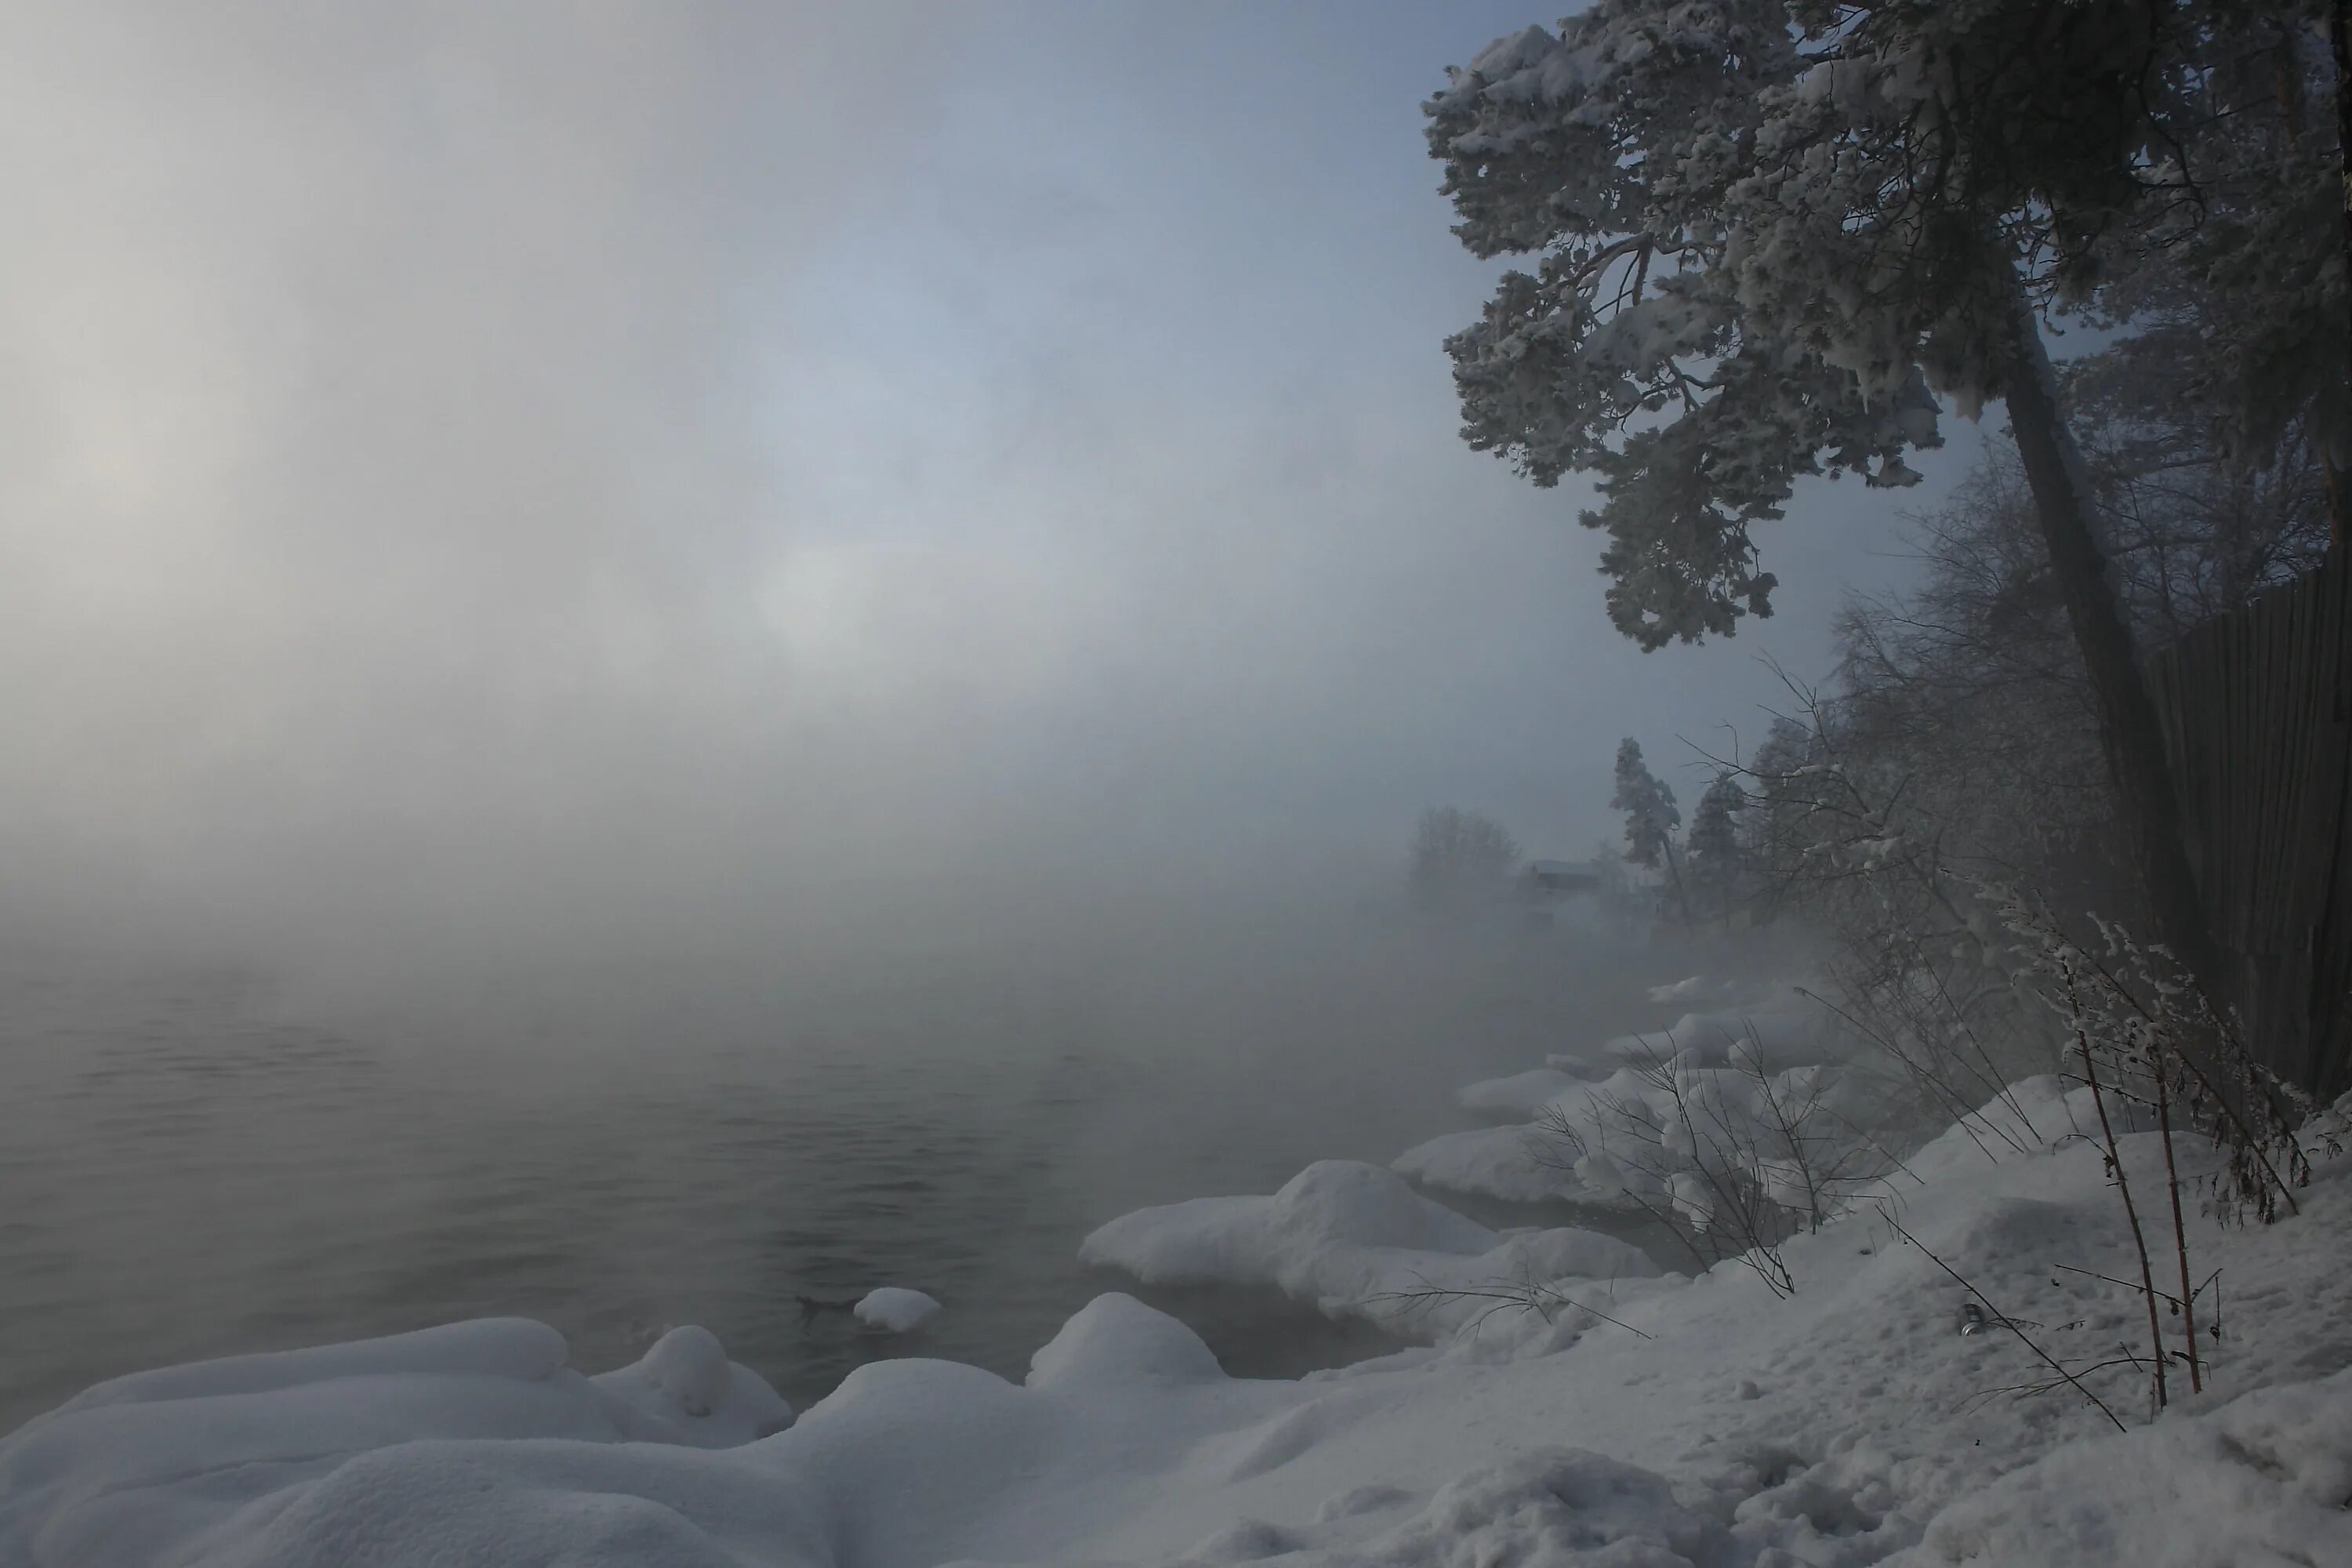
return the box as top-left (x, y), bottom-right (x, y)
top-left (1421, 0), bottom-right (2319, 981)
top-left (1611, 739), bottom-right (1693, 927)
top-left (1686, 770), bottom-right (1748, 928)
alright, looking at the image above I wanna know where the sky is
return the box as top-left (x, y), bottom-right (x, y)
top-left (0, 1), bottom-right (1981, 974)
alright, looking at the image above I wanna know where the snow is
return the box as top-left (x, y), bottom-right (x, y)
top-left (588, 1323), bottom-right (794, 1445)
top-left (1456, 1065), bottom-right (1588, 1116)
top-left (38, 1317), bottom-right (572, 1416)
top-left (1026, 1291), bottom-right (1225, 1392)
top-left (1903, 1367), bottom-right (2352, 1566)
top-left (1588, 994), bottom-right (1842, 1071)
top-left (5, 983), bottom-right (2350, 1568)
top-left (853, 1287), bottom-right (941, 1334)
top-left (1078, 1159), bottom-right (1660, 1337)
top-left (0, 1316), bottom-right (802, 1566)
top-left (1402, 995), bottom-right (1889, 1210)
top-left (1392, 1121), bottom-right (1580, 1203)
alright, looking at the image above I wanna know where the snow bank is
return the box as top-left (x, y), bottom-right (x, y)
top-left (1182, 1446), bottom-right (1732, 1566)
top-left (853, 1287), bottom-right (941, 1334)
top-left (1079, 1159), bottom-right (1659, 1336)
top-left (1406, 992), bottom-right (1899, 1214)
top-left (1405, 1058), bottom-right (1891, 1211)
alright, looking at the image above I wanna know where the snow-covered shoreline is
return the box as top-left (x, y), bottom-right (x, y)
top-left (6, 982), bottom-right (2349, 1567)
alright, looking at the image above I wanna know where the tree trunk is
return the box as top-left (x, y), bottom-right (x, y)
top-left (1661, 837), bottom-right (1697, 931)
top-left (2336, 0), bottom-right (2350, 330)
top-left (2336, 0), bottom-right (2351, 545)
top-left (1998, 273), bottom-right (2216, 984)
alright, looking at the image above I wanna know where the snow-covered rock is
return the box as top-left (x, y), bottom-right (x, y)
top-left (0, 1316), bottom-right (801, 1566)
top-left (1455, 1065), bottom-right (1588, 1117)
top-left (1080, 1159), bottom-right (1659, 1336)
top-left (589, 1323), bottom-right (793, 1444)
top-left (852, 1287), bottom-right (942, 1334)
top-left (1392, 1123), bottom-right (1581, 1203)
top-left (1028, 1291), bottom-right (1225, 1392)
top-left (1584, 995), bottom-right (1838, 1074)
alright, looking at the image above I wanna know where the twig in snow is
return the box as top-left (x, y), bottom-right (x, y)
top-left (1885, 1215), bottom-right (2126, 1432)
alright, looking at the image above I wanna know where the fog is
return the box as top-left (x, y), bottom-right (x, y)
top-left (0, 1), bottom-right (1962, 988)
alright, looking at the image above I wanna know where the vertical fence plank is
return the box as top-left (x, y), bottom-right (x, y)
top-left (2147, 555), bottom-right (2352, 1096)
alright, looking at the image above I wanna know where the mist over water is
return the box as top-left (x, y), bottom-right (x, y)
top-left (0, 895), bottom-right (1690, 1434)
top-left (0, 0), bottom-right (1907, 1439)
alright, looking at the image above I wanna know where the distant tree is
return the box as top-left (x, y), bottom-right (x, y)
top-left (1737, 714), bottom-right (1824, 927)
top-left (1686, 770), bottom-right (1748, 927)
top-left (1610, 739), bottom-right (1693, 927)
top-left (1410, 806), bottom-right (1522, 913)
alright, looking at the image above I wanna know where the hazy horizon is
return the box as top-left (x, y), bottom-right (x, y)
top-left (0, 2), bottom-right (1979, 982)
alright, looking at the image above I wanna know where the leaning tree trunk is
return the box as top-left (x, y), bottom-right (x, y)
top-left (1998, 273), bottom-right (2217, 986)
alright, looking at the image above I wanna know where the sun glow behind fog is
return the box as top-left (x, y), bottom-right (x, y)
top-left (751, 537), bottom-right (1116, 705)
top-left (0, 0), bottom-right (1953, 975)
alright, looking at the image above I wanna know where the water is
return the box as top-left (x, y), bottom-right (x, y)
top-left (0, 924), bottom-right (1678, 1435)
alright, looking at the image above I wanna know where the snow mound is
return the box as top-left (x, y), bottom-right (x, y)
top-left (1649, 973), bottom-right (1733, 1005)
top-left (179, 1439), bottom-right (830, 1568)
top-left (1028, 1292), bottom-right (1225, 1392)
top-left (1457, 1066), bottom-right (1587, 1117)
top-left (0, 1317), bottom-right (800, 1566)
top-left (1582, 996), bottom-right (1835, 1074)
top-left (853, 1287), bottom-right (942, 1334)
top-left (1080, 1160), bottom-right (1658, 1337)
top-left (41, 1316), bottom-right (569, 1417)
top-left (588, 1324), bottom-right (794, 1445)
top-left (1392, 1123), bottom-right (1579, 1204)
top-left (1900, 1367), bottom-right (2352, 1566)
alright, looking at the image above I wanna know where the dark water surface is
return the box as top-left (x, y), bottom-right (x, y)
top-left (0, 925), bottom-right (1683, 1433)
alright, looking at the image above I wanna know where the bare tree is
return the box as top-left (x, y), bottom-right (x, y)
top-left (1409, 807), bottom-right (1521, 915)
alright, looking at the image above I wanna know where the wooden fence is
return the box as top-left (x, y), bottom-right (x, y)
top-left (2145, 550), bottom-right (2352, 1100)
